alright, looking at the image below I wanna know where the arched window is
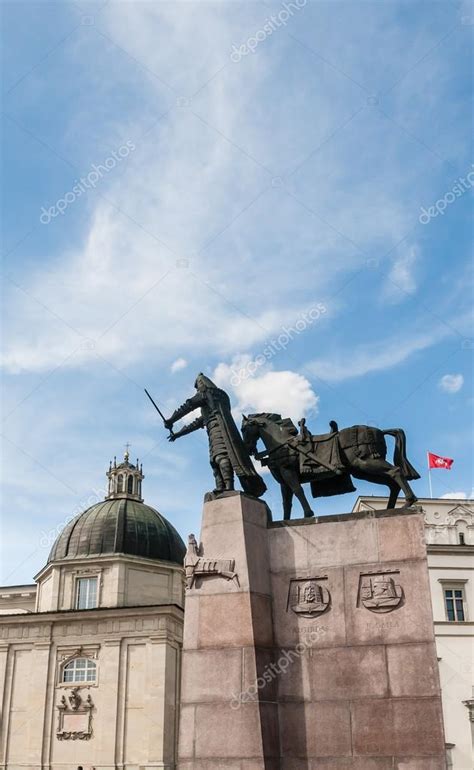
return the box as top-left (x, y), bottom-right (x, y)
top-left (455, 519), bottom-right (467, 546)
top-left (117, 474), bottom-right (124, 493)
top-left (127, 475), bottom-right (134, 494)
top-left (62, 657), bottom-right (96, 683)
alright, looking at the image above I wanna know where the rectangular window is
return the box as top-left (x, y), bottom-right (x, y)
top-left (75, 577), bottom-right (98, 609)
top-left (444, 586), bottom-right (466, 622)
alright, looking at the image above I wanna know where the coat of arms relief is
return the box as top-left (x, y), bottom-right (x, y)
top-left (358, 570), bottom-right (404, 613)
top-left (287, 577), bottom-right (331, 618)
top-left (56, 687), bottom-right (94, 741)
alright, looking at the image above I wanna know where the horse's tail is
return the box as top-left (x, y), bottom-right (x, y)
top-left (382, 429), bottom-right (420, 480)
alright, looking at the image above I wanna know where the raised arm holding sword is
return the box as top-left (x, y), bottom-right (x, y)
top-left (145, 375), bottom-right (266, 499)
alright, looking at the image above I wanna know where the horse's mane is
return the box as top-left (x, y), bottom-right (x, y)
top-left (247, 413), bottom-right (298, 437)
top-left (248, 412), bottom-right (282, 422)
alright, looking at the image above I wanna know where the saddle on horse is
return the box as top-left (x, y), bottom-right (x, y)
top-left (287, 417), bottom-right (356, 498)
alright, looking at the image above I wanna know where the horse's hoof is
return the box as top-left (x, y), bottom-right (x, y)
top-left (304, 511), bottom-right (315, 518)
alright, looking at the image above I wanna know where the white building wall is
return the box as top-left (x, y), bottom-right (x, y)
top-left (0, 586), bottom-right (36, 615)
top-left (0, 606), bottom-right (183, 770)
top-left (0, 552), bottom-right (184, 770)
top-left (34, 554), bottom-right (184, 613)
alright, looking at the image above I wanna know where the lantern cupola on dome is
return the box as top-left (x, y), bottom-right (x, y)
top-left (106, 444), bottom-right (144, 501)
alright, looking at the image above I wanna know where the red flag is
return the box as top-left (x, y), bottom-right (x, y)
top-left (428, 452), bottom-right (454, 470)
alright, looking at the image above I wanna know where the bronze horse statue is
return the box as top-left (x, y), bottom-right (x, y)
top-left (241, 413), bottom-right (420, 519)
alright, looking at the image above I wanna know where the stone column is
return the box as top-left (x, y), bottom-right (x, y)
top-left (178, 492), bottom-right (279, 769)
top-left (0, 644), bottom-right (10, 766)
top-left (147, 637), bottom-right (180, 768)
top-left (100, 638), bottom-right (121, 764)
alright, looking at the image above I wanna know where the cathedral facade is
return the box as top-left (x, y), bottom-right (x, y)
top-left (0, 453), bottom-right (185, 770)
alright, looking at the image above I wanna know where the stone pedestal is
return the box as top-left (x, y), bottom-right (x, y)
top-left (178, 492), bottom-right (278, 768)
top-left (178, 494), bottom-right (446, 770)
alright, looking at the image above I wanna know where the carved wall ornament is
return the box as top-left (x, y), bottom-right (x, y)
top-left (56, 687), bottom-right (94, 740)
top-left (58, 645), bottom-right (98, 663)
top-left (287, 577), bottom-right (331, 618)
top-left (358, 570), bottom-right (404, 613)
top-left (463, 699), bottom-right (474, 723)
top-left (184, 534), bottom-right (239, 589)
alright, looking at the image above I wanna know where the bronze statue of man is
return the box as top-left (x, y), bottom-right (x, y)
top-left (164, 374), bottom-right (266, 498)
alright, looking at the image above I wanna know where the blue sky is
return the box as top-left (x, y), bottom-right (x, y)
top-left (1, 0), bottom-right (473, 585)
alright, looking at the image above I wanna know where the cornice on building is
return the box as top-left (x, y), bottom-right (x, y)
top-left (34, 550), bottom-right (185, 582)
top-left (0, 602), bottom-right (183, 624)
top-left (0, 603), bottom-right (184, 646)
top-left (428, 544), bottom-right (474, 554)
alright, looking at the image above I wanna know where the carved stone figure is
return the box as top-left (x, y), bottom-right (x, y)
top-left (68, 687), bottom-right (82, 711)
top-left (164, 374), bottom-right (266, 498)
top-left (241, 413), bottom-right (420, 519)
top-left (184, 533), bottom-right (238, 589)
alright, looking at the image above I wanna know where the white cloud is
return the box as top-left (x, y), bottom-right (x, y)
top-left (439, 373), bottom-right (464, 394)
top-left (309, 326), bottom-right (451, 383)
top-left (170, 358), bottom-right (188, 373)
top-left (214, 356), bottom-right (318, 423)
top-left (2, 3), bottom-right (462, 376)
top-left (383, 246), bottom-right (418, 302)
top-left (440, 492), bottom-right (467, 499)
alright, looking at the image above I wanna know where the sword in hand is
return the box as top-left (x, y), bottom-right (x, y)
top-left (144, 389), bottom-right (175, 438)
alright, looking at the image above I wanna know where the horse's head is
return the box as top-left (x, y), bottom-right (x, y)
top-left (241, 414), bottom-right (260, 456)
top-left (241, 413), bottom-right (283, 455)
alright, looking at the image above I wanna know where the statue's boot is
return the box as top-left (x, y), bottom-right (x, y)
top-left (212, 464), bottom-right (225, 494)
top-left (219, 457), bottom-right (235, 492)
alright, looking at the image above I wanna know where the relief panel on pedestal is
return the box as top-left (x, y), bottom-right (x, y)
top-left (287, 577), bottom-right (331, 618)
top-left (357, 570), bottom-right (404, 613)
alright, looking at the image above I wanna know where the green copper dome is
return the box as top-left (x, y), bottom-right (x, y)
top-left (48, 498), bottom-right (186, 565)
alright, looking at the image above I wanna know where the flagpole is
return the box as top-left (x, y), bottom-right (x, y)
top-left (427, 452), bottom-right (433, 499)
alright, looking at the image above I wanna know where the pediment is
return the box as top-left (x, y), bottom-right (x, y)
top-left (446, 504), bottom-right (474, 522)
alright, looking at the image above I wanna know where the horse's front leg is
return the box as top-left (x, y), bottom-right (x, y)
top-left (280, 466), bottom-right (314, 518)
top-left (281, 483), bottom-right (293, 520)
top-left (270, 466), bottom-right (293, 520)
